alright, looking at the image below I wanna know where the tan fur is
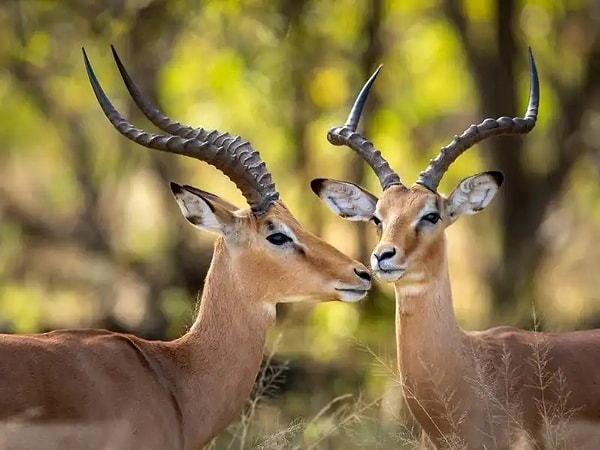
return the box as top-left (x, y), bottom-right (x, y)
top-left (0, 201), bottom-right (369, 450)
top-left (375, 185), bottom-right (600, 449)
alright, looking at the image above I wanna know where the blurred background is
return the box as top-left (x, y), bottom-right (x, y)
top-left (1, 0), bottom-right (599, 448)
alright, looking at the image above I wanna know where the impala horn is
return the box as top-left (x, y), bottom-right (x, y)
top-left (82, 47), bottom-right (279, 215)
top-left (326, 66), bottom-right (402, 191)
top-left (330, 50), bottom-right (539, 192)
top-left (416, 48), bottom-right (539, 191)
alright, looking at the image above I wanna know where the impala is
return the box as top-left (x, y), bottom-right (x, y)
top-left (0, 47), bottom-right (372, 450)
top-left (312, 51), bottom-right (600, 448)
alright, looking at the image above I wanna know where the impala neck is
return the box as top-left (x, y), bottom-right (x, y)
top-left (394, 239), bottom-right (464, 380)
top-left (174, 238), bottom-right (274, 449)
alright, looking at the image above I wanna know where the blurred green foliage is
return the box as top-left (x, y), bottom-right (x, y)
top-left (0, 0), bottom-right (599, 447)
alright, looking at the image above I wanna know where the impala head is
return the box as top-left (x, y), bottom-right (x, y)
top-left (83, 46), bottom-right (371, 305)
top-left (312, 50), bottom-right (539, 284)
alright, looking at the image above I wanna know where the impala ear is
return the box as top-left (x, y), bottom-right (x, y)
top-left (445, 171), bottom-right (503, 224)
top-left (310, 178), bottom-right (377, 221)
top-left (175, 184), bottom-right (239, 212)
top-left (170, 182), bottom-right (237, 235)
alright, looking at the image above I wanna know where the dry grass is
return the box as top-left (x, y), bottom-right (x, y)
top-left (526, 309), bottom-right (576, 449)
top-left (207, 310), bottom-right (582, 450)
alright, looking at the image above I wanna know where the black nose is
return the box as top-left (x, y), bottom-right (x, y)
top-left (375, 247), bottom-right (396, 262)
top-left (354, 268), bottom-right (372, 282)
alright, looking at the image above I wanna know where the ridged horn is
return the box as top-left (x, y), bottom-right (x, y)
top-left (82, 47), bottom-right (279, 214)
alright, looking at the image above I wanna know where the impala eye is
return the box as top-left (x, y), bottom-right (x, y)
top-left (421, 212), bottom-right (441, 224)
top-left (372, 216), bottom-right (383, 235)
top-left (266, 232), bottom-right (293, 246)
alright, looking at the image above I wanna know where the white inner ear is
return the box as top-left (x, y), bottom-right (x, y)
top-left (447, 174), bottom-right (500, 219)
top-left (318, 182), bottom-right (377, 221)
top-left (174, 190), bottom-right (223, 234)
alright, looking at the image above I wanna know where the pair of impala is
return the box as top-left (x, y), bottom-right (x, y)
top-left (1, 46), bottom-right (598, 450)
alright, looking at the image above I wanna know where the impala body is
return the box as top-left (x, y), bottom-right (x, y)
top-left (0, 47), bottom-right (371, 450)
top-left (313, 52), bottom-right (600, 448)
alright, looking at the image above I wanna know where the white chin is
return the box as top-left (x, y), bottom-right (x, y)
top-left (375, 269), bottom-right (405, 283)
top-left (337, 289), bottom-right (367, 303)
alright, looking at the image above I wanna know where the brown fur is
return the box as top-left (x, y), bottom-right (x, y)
top-left (0, 201), bottom-right (369, 450)
top-left (376, 185), bottom-right (600, 449)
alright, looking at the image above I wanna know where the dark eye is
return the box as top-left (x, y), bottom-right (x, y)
top-left (421, 212), bottom-right (441, 224)
top-left (372, 216), bottom-right (383, 234)
top-left (266, 232), bottom-right (293, 246)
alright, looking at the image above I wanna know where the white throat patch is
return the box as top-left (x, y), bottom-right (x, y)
top-left (396, 283), bottom-right (427, 297)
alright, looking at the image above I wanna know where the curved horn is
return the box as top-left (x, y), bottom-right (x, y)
top-left (110, 45), bottom-right (197, 139)
top-left (416, 48), bottom-right (540, 192)
top-left (327, 66), bottom-right (402, 191)
top-left (82, 47), bottom-right (279, 215)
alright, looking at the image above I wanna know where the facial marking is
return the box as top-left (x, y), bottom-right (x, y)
top-left (371, 187), bottom-right (446, 286)
top-left (264, 221), bottom-right (298, 242)
top-left (411, 197), bottom-right (440, 229)
top-left (263, 219), bottom-right (308, 255)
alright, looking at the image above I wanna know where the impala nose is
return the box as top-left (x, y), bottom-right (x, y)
top-left (371, 246), bottom-right (400, 273)
top-left (374, 247), bottom-right (396, 263)
top-left (354, 267), bottom-right (372, 282)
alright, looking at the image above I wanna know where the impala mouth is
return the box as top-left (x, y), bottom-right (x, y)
top-left (374, 268), bottom-right (406, 283)
top-left (335, 287), bottom-right (369, 303)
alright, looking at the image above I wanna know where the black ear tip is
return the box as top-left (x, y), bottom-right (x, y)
top-left (169, 181), bottom-right (183, 195)
top-left (487, 171), bottom-right (504, 187)
top-left (310, 178), bottom-right (326, 195)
